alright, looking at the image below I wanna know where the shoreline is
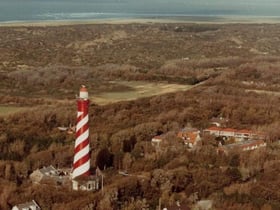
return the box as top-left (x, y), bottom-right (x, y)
top-left (1, 15), bottom-right (280, 27)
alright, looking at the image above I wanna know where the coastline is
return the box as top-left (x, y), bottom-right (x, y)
top-left (1, 15), bottom-right (280, 27)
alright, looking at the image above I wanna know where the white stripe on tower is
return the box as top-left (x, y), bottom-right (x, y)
top-left (74, 144), bottom-right (90, 163)
top-left (75, 129), bottom-right (89, 147)
top-left (72, 85), bottom-right (90, 179)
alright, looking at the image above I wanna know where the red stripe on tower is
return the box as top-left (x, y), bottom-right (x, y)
top-left (72, 85), bottom-right (90, 179)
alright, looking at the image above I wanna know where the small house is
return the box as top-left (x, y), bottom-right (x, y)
top-left (177, 128), bottom-right (201, 148)
top-left (12, 200), bottom-right (41, 210)
top-left (151, 135), bottom-right (165, 147)
top-left (194, 200), bottom-right (213, 210)
top-left (72, 175), bottom-right (100, 191)
top-left (203, 127), bottom-right (265, 142)
top-left (217, 139), bottom-right (267, 154)
top-left (30, 165), bottom-right (70, 185)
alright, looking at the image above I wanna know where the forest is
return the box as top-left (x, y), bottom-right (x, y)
top-left (0, 22), bottom-right (280, 209)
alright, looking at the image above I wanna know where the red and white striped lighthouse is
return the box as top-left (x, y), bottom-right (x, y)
top-left (72, 85), bottom-right (90, 179)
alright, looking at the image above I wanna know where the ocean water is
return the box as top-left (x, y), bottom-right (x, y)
top-left (0, 0), bottom-right (280, 23)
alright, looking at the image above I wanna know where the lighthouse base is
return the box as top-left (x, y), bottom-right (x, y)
top-left (72, 176), bottom-right (100, 191)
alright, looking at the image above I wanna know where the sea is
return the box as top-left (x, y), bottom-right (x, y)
top-left (0, 0), bottom-right (280, 23)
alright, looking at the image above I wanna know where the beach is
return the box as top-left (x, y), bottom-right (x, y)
top-left (1, 15), bottom-right (280, 27)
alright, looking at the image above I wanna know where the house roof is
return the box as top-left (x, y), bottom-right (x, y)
top-left (185, 132), bottom-right (199, 144)
top-left (177, 127), bottom-right (201, 144)
top-left (204, 126), bottom-right (221, 131)
top-left (152, 135), bottom-right (163, 140)
top-left (152, 136), bottom-right (163, 142)
top-left (152, 134), bottom-right (168, 142)
top-left (236, 129), bottom-right (252, 134)
top-left (204, 127), bottom-right (263, 137)
top-left (222, 128), bottom-right (237, 132)
top-left (239, 140), bottom-right (266, 149)
top-left (14, 200), bottom-right (40, 210)
top-left (221, 140), bottom-right (266, 151)
top-left (39, 165), bottom-right (58, 176)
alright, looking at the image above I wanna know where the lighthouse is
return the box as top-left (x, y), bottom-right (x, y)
top-left (72, 85), bottom-right (90, 179)
top-left (72, 86), bottom-right (101, 191)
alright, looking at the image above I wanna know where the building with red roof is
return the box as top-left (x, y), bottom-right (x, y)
top-left (177, 127), bottom-right (201, 148)
top-left (217, 139), bottom-right (267, 154)
top-left (151, 134), bottom-right (165, 147)
top-left (203, 127), bottom-right (265, 142)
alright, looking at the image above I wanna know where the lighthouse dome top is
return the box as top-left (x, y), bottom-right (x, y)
top-left (79, 85), bottom-right (89, 99)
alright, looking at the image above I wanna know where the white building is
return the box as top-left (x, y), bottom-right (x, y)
top-left (29, 165), bottom-right (70, 185)
top-left (12, 200), bottom-right (40, 210)
top-left (204, 127), bottom-right (265, 142)
top-left (72, 175), bottom-right (101, 191)
top-left (151, 135), bottom-right (164, 147)
top-left (177, 127), bottom-right (201, 148)
top-left (217, 140), bottom-right (267, 154)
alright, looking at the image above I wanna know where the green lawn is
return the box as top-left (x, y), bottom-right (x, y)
top-left (91, 81), bottom-right (193, 105)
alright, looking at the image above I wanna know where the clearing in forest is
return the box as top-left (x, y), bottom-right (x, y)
top-left (91, 81), bottom-right (194, 105)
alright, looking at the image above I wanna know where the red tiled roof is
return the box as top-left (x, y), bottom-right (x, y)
top-left (178, 128), bottom-right (200, 143)
top-left (187, 133), bottom-right (199, 144)
top-left (222, 128), bottom-right (237, 132)
top-left (205, 126), bottom-right (221, 131)
top-left (205, 127), bottom-right (263, 136)
top-left (237, 129), bottom-right (253, 134)
top-left (152, 135), bottom-right (163, 140)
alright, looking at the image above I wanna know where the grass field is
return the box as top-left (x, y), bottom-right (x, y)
top-left (91, 81), bottom-right (194, 105)
top-left (0, 106), bottom-right (27, 116)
